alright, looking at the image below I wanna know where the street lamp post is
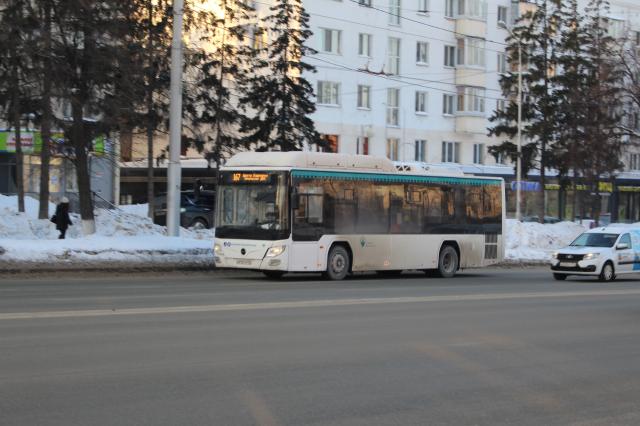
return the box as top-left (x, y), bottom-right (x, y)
top-left (167, 0), bottom-right (185, 237)
top-left (507, 28), bottom-right (524, 221)
top-left (516, 40), bottom-right (523, 222)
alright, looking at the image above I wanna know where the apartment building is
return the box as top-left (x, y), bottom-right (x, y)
top-left (297, 0), bottom-right (514, 166)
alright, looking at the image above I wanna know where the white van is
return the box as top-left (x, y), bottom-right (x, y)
top-left (550, 226), bottom-right (640, 281)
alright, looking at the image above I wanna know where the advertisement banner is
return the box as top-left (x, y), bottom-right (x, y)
top-left (0, 132), bottom-right (38, 154)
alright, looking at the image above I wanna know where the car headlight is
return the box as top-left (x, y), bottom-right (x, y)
top-left (265, 246), bottom-right (286, 257)
top-left (180, 207), bottom-right (187, 213)
top-left (214, 243), bottom-right (222, 254)
top-left (583, 253), bottom-right (600, 260)
top-left (552, 252), bottom-right (559, 259)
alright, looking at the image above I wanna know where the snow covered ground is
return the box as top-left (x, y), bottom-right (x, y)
top-left (0, 195), bottom-right (214, 268)
top-left (504, 219), bottom-right (585, 263)
top-left (0, 194), bottom-right (590, 269)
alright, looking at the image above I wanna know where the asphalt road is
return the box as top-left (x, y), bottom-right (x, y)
top-left (2, 268), bottom-right (640, 426)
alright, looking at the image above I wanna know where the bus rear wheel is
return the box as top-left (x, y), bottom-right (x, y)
top-left (437, 245), bottom-right (459, 278)
top-left (323, 245), bottom-right (350, 281)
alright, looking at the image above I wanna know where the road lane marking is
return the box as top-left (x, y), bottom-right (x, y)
top-left (3, 289), bottom-right (640, 321)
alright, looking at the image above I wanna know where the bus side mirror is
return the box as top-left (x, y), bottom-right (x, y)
top-left (291, 192), bottom-right (300, 210)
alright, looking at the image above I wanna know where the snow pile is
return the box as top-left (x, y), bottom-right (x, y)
top-left (118, 203), bottom-right (149, 218)
top-left (0, 194), bottom-right (213, 267)
top-left (505, 219), bottom-right (585, 262)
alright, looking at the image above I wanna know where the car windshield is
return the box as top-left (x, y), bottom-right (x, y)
top-left (569, 233), bottom-right (619, 248)
top-left (215, 171), bottom-right (289, 240)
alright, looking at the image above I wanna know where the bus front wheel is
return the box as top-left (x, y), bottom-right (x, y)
top-left (437, 245), bottom-right (459, 278)
top-left (323, 245), bottom-right (350, 281)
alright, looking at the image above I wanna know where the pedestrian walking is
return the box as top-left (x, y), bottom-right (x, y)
top-left (51, 197), bottom-right (73, 239)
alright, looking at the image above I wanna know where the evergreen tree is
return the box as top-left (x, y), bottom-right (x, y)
top-left (581, 0), bottom-right (625, 222)
top-left (553, 0), bottom-right (590, 219)
top-left (488, 0), bottom-right (562, 223)
top-left (191, 0), bottom-right (255, 167)
top-left (0, 0), bottom-right (36, 213)
top-left (239, 0), bottom-right (321, 151)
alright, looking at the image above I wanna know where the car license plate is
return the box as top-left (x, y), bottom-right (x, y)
top-left (237, 259), bottom-right (252, 266)
top-left (559, 262), bottom-right (576, 267)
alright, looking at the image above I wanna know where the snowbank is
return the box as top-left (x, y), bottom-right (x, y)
top-left (0, 194), bottom-right (590, 268)
top-left (505, 219), bottom-right (585, 262)
top-left (0, 195), bottom-right (213, 268)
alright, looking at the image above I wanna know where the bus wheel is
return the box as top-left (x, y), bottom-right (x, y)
top-left (323, 245), bottom-right (350, 281)
top-left (263, 271), bottom-right (285, 280)
top-left (437, 245), bottom-right (459, 278)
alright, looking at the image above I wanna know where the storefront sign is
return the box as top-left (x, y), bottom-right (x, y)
top-left (510, 181), bottom-right (541, 192)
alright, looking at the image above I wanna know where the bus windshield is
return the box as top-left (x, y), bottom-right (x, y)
top-left (569, 233), bottom-right (619, 248)
top-left (215, 171), bottom-right (289, 240)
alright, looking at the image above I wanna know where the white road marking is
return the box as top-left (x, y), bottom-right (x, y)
top-left (2, 289), bottom-right (640, 321)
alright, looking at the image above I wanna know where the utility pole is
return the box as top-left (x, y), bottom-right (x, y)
top-left (516, 40), bottom-right (523, 221)
top-left (167, 0), bottom-right (184, 236)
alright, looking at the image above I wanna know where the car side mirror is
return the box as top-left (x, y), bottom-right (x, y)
top-left (616, 243), bottom-right (630, 250)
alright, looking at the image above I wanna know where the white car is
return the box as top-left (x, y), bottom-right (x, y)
top-left (550, 226), bottom-right (640, 281)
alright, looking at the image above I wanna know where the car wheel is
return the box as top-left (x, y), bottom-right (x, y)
top-left (263, 271), bottom-right (285, 280)
top-left (553, 273), bottom-right (567, 281)
top-left (323, 245), bottom-right (350, 281)
top-left (598, 262), bottom-right (615, 282)
top-left (190, 218), bottom-right (208, 230)
top-left (436, 245), bottom-right (459, 278)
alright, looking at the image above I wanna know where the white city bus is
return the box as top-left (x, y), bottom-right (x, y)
top-left (213, 152), bottom-right (505, 280)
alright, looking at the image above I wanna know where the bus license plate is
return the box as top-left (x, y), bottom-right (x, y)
top-left (237, 259), bottom-right (252, 266)
top-left (559, 262), bottom-right (576, 267)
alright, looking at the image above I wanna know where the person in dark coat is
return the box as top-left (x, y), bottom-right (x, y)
top-left (53, 197), bottom-right (73, 239)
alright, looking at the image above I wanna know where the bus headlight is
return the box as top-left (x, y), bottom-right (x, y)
top-left (583, 253), bottom-right (599, 260)
top-left (266, 246), bottom-right (286, 257)
top-left (214, 243), bottom-right (223, 254)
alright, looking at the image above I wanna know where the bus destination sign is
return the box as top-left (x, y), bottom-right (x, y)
top-left (232, 172), bottom-right (270, 183)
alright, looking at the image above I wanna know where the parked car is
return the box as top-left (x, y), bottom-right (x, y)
top-left (522, 215), bottom-right (561, 224)
top-left (154, 190), bottom-right (215, 229)
top-left (550, 226), bottom-right (640, 281)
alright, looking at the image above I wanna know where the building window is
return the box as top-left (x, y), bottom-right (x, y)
top-left (457, 87), bottom-right (485, 114)
top-left (417, 0), bottom-right (429, 14)
top-left (458, 38), bottom-right (486, 67)
top-left (317, 81), bottom-right (340, 106)
top-left (497, 6), bottom-right (508, 27)
top-left (445, 0), bottom-right (455, 18)
top-left (442, 141), bottom-right (460, 163)
top-left (387, 37), bottom-right (401, 74)
top-left (389, 0), bottom-right (401, 25)
top-left (631, 154), bottom-right (640, 171)
top-left (387, 138), bottom-right (399, 160)
top-left (496, 99), bottom-right (506, 114)
top-left (458, 0), bottom-right (488, 20)
top-left (357, 137), bottom-right (369, 155)
top-left (319, 135), bottom-right (339, 153)
top-left (252, 27), bottom-right (266, 50)
top-left (497, 52), bottom-right (507, 74)
top-left (415, 91), bottom-right (428, 114)
top-left (444, 45), bottom-right (456, 67)
top-left (416, 41), bottom-right (429, 65)
top-left (386, 88), bottom-right (400, 126)
top-left (415, 139), bottom-right (427, 162)
top-left (320, 28), bottom-right (341, 54)
top-left (608, 19), bottom-right (625, 39)
top-left (358, 33), bottom-right (372, 57)
top-left (443, 94), bottom-right (455, 115)
top-left (473, 143), bottom-right (485, 164)
top-left (357, 85), bottom-right (371, 109)
top-left (359, 0), bottom-right (372, 6)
